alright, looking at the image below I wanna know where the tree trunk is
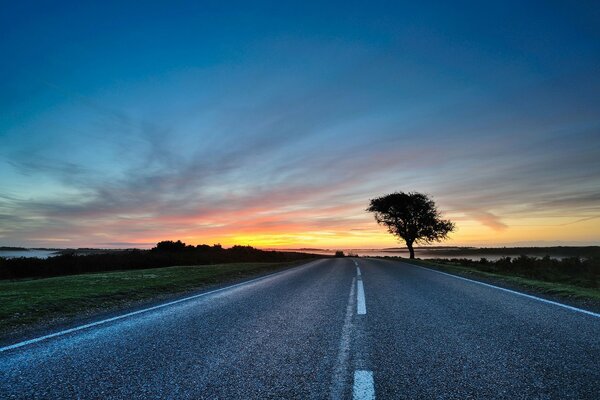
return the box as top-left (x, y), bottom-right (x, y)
top-left (406, 241), bottom-right (415, 259)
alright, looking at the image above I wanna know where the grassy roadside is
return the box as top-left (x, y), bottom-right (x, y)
top-left (0, 260), bottom-right (311, 341)
top-left (397, 258), bottom-right (600, 303)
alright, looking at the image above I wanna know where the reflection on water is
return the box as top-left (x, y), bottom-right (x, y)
top-left (0, 250), bottom-right (59, 259)
top-left (0, 248), bottom-right (576, 261)
top-left (292, 249), bottom-right (568, 261)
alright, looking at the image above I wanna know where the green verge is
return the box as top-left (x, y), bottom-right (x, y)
top-left (0, 261), bottom-right (308, 339)
top-left (398, 258), bottom-right (600, 302)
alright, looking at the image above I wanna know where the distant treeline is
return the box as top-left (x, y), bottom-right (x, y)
top-left (421, 246), bottom-right (600, 258)
top-left (0, 241), bottom-right (319, 280)
top-left (431, 255), bottom-right (599, 288)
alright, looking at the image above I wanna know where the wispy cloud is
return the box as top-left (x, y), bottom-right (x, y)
top-left (1, 2), bottom-right (600, 247)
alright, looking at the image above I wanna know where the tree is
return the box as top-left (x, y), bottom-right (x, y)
top-left (152, 240), bottom-right (189, 252)
top-left (367, 192), bottom-right (455, 259)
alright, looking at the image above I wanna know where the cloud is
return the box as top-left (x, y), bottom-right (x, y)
top-left (465, 211), bottom-right (508, 231)
top-left (559, 215), bottom-right (600, 226)
top-left (97, 242), bottom-right (157, 247)
top-left (2, 19), bottom-right (600, 247)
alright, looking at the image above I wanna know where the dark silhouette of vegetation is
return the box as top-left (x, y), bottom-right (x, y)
top-left (0, 241), bottom-right (319, 280)
top-left (416, 246), bottom-right (600, 258)
top-left (153, 240), bottom-right (190, 251)
top-left (334, 251), bottom-right (345, 257)
top-left (426, 255), bottom-right (600, 288)
top-left (367, 192), bottom-right (455, 258)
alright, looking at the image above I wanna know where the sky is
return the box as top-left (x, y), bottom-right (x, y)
top-left (1, 1), bottom-right (600, 249)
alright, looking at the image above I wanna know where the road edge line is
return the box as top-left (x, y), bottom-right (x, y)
top-left (0, 259), bottom-right (323, 353)
top-left (404, 262), bottom-right (600, 318)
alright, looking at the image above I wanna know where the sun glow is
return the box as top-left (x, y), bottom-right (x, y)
top-left (230, 213), bottom-right (599, 248)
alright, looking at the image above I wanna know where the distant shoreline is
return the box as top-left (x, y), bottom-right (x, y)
top-left (3, 245), bottom-right (600, 260)
top-left (269, 246), bottom-right (600, 260)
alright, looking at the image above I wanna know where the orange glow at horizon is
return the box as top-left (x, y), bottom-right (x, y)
top-left (16, 199), bottom-right (600, 249)
top-left (119, 212), bottom-right (600, 250)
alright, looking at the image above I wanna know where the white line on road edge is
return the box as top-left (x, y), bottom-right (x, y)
top-left (353, 370), bottom-right (375, 400)
top-left (413, 264), bottom-right (600, 318)
top-left (0, 260), bottom-right (321, 353)
top-left (356, 266), bottom-right (361, 277)
top-left (357, 280), bottom-right (367, 315)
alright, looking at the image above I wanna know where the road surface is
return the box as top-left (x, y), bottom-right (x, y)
top-left (1, 258), bottom-right (599, 399)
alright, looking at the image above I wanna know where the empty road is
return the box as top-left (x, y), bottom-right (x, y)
top-left (1, 258), bottom-right (599, 399)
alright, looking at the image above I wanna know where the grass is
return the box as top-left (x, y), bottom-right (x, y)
top-left (399, 258), bottom-right (600, 302)
top-left (0, 261), bottom-right (306, 339)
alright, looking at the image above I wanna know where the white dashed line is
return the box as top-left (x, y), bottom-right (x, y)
top-left (357, 280), bottom-right (366, 315)
top-left (353, 370), bottom-right (375, 399)
top-left (356, 266), bottom-right (361, 277)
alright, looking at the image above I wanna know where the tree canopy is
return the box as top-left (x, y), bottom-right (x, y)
top-left (367, 192), bottom-right (455, 258)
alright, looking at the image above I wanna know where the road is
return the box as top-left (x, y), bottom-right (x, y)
top-left (1, 258), bottom-right (599, 399)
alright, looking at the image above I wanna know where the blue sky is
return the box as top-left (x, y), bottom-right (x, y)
top-left (1, 1), bottom-right (600, 248)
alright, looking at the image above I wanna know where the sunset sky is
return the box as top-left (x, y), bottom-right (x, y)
top-left (1, 1), bottom-right (599, 249)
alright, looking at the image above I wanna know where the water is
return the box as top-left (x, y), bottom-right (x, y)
top-left (0, 250), bottom-right (59, 259)
top-left (0, 248), bottom-right (576, 261)
top-left (292, 248), bottom-right (568, 261)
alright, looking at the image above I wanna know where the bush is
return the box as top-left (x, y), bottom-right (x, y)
top-left (0, 241), bottom-right (319, 280)
top-left (430, 255), bottom-right (599, 288)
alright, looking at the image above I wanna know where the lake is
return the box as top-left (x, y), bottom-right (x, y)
top-left (293, 248), bottom-right (571, 261)
top-left (0, 250), bottom-right (60, 259)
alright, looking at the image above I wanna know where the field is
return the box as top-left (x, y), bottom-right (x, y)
top-left (400, 257), bottom-right (600, 304)
top-left (0, 243), bottom-right (317, 280)
top-left (0, 261), bottom-right (304, 340)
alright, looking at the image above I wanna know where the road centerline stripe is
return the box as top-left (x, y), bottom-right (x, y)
top-left (357, 280), bottom-right (367, 315)
top-left (356, 266), bottom-right (361, 277)
top-left (353, 370), bottom-right (375, 400)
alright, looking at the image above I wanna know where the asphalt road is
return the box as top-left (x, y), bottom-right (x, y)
top-left (1, 258), bottom-right (599, 399)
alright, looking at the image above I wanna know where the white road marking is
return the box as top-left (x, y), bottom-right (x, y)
top-left (357, 280), bottom-right (367, 315)
top-left (356, 266), bottom-right (361, 277)
top-left (330, 278), bottom-right (357, 400)
top-left (353, 370), bottom-right (375, 400)
top-left (0, 260), bottom-right (322, 353)
top-left (412, 264), bottom-right (600, 318)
